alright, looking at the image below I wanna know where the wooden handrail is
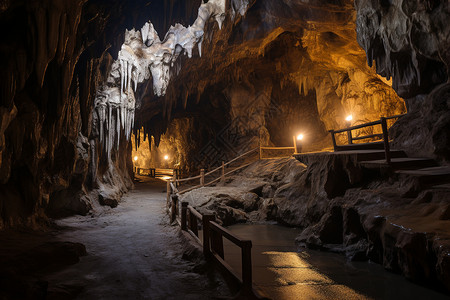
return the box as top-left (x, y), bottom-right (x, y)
top-left (188, 205), bottom-right (203, 221)
top-left (202, 148), bottom-right (258, 177)
top-left (178, 184), bottom-right (203, 195)
top-left (220, 147), bottom-right (259, 169)
top-left (171, 148), bottom-right (259, 195)
top-left (328, 114), bottom-right (406, 164)
top-left (260, 146), bottom-right (295, 150)
top-left (331, 119), bottom-right (382, 134)
top-left (352, 133), bottom-right (383, 141)
top-left (209, 220), bottom-right (253, 292)
top-left (170, 182), bottom-right (179, 194)
top-left (331, 113), bottom-right (406, 134)
top-left (178, 204), bottom-right (254, 295)
top-left (209, 221), bottom-right (249, 248)
top-left (176, 175), bottom-right (202, 183)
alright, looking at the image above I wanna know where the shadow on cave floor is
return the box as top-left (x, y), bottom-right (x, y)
top-left (223, 224), bottom-right (449, 300)
top-left (1, 177), bottom-right (231, 300)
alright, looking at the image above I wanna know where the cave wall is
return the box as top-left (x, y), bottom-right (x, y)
top-left (355, 0), bottom-right (450, 160)
top-left (135, 0), bottom-right (405, 171)
top-left (0, 0), bottom-right (202, 228)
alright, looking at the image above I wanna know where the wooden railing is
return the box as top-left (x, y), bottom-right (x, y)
top-left (136, 168), bottom-right (181, 178)
top-left (259, 146), bottom-right (296, 160)
top-left (171, 148), bottom-right (260, 195)
top-left (209, 220), bottom-right (253, 294)
top-left (167, 176), bottom-right (257, 297)
top-left (328, 114), bottom-right (405, 163)
top-left (173, 198), bottom-right (255, 297)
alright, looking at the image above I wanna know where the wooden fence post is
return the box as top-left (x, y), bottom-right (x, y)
top-left (166, 181), bottom-right (171, 208)
top-left (171, 194), bottom-right (178, 223)
top-left (347, 129), bottom-right (353, 144)
top-left (172, 170), bottom-right (177, 187)
top-left (221, 161), bottom-right (225, 183)
top-left (200, 169), bottom-right (205, 186)
top-left (181, 202), bottom-right (188, 231)
top-left (190, 212), bottom-right (198, 236)
top-left (241, 240), bottom-right (253, 292)
top-left (202, 214), bottom-right (214, 258)
top-left (381, 117), bottom-right (391, 164)
top-left (329, 130), bottom-right (337, 151)
top-left (211, 228), bottom-right (224, 259)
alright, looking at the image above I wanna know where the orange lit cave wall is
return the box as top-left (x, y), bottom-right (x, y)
top-left (136, 0), bottom-right (407, 164)
top-left (132, 118), bottom-right (198, 173)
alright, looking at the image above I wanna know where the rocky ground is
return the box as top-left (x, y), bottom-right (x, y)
top-left (180, 157), bottom-right (450, 294)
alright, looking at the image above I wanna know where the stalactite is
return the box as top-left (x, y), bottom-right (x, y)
top-left (92, 0), bottom-right (249, 158)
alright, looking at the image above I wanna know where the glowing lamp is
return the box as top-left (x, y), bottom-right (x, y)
top-left (294, 133), bottom-right (304, 154)
top-left (134, 156), bottom-right (138, 162)
top-left (164, 155), bottom-right (169, 160)
top-left (345, 115), bottom-right (353, 122)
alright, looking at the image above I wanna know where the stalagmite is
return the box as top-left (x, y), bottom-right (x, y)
top-left (93, 0), bottom-right (249, 160)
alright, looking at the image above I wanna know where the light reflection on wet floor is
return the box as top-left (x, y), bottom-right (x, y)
top-left (222, 224), bottom-right (448, 300)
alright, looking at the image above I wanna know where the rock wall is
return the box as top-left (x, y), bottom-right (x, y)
top-left (0, 0), bottom-right (201, 228)
top-left (135, 0), bottom-right (405, 172)
top-left (355, 0), bottom-right (450, 160)
top-left (183, 157), bottom-right (450, 293)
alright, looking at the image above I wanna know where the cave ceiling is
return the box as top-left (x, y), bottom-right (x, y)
top-left (130, 0), bottom-right (405, 149)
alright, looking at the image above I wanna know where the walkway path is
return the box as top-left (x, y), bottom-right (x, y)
top-left (46, 176), bottom-right (230, 300)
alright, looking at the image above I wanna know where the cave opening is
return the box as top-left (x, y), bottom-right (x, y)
top-left (1, 0), bottom-right (450, 299)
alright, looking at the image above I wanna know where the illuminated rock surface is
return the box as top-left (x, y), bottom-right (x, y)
top-left (182, 157), bottom-right (450, 293)
top-left (0, 0), bottom-right (449, 297)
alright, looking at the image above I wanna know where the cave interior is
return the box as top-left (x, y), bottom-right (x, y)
top-left (0, 0), bottom-right (450, 299)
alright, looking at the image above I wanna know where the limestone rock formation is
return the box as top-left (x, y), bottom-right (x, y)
top-left (0, 0), bottom-right (203, 227)
top-left (133, 0), bottom-right (406, 172)
top-left (93, 0), bottom-right (250, 165)
top-left (355, 0), bottom-right (450, 160)
top-left (355, 0), bottom-right (449, 98)
top-left (182, 157), bottom-right (450, 292)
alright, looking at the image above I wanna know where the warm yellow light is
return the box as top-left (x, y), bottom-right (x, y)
top-left (297, 134), bottom-right (304, 141)
top-left (345, 115), bottom-right (353, 122)
top-left (164, 155), bottom-right (169, 160)
top-left (133, 156), bottom-right (138, 162)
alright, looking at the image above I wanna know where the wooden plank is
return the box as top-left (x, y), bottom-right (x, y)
top-left (176, 175), bottom-right (202, 183)
top-left (352, 134), bottom-right (383, 141)
top-left (209, 221), bottom-right (248, 247)
top-left (260, 146), bottom-right (295, 150)
top-left (210, 252), bottom-right (242, 288)
top-left (188, 205), bottom-right (203, 221)
top-left (333, 120), bottom-right (382, 134)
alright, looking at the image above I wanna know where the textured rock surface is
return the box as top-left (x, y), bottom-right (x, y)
top-left (0, 230), bottom-right (87, 299)
top-left (133, 0), bottom-right (405, 173)
top-left (355, 0), bottom-right (449, 98)
top-left (355, 0), bottom-right (450, 160)
top-left (182, 157), bottom-right (450, 293)
top-left (0, 0), bottom-right (201, 227)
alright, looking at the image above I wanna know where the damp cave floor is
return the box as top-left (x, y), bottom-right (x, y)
top-left (1, 175), bottom-right (449, 300)
top-left (42, 176), bottom-right (231, 299)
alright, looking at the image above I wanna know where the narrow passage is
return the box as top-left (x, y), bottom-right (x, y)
top-left (47, 177), bottom-right (230, 299)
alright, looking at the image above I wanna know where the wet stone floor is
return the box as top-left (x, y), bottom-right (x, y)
top-left (224, 224), bottom-right (449, 300)
top-left (46, 177), bottom-right (230, 299)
